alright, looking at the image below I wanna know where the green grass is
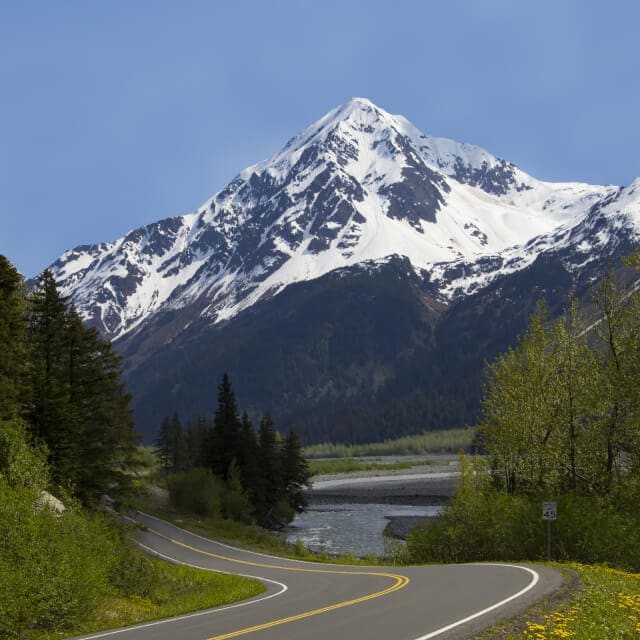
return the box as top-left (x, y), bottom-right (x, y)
top-left (307, 458), bottom-right (420, 475)
top-left (130, 484), bottom-right (381, 566)
top-left (303, 427), bottom-right (476, 458)
top-left (24, 550), bottom-right (264, 640)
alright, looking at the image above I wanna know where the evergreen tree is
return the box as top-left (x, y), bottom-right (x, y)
top-left (169, 412), bottom-right (188, 471)
top-left (221, 457), bottom-right (254, 523)
top-left (209, 373), bottom-right (242, 480)
top-left (26, 272), bottom-right (138, 502)
top-left (281, 428), bottom-right (311, 513)
top-left (0, 256), bottom-right (28, 420)
top-left (185, 415), bottom-right (210, 469)
top-left (62, 309), bottom-right (138, 502)
top-left (27, 270), bottom-right (75, 487)
top-left (256, 414), bottom-right (284, 527)
top-left (237, 411), bottom-right (261, 500)
top-left (155, 416), bottom-right (171, 470)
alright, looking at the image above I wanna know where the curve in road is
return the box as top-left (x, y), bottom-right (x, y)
top-left (74, 512), bottom-right (562, 640)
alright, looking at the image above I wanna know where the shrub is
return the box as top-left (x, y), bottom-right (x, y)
top-left (406, 456), bottom-right (640, 570)
top-left (0, 481), bottom-right (119, 636)
top-left (167, 468), bottom-right (223, 517)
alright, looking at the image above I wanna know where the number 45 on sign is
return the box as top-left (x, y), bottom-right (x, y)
top-left (542, 501), bottom-right (557, 521)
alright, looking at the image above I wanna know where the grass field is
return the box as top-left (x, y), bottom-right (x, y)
top-left (303, 427), bottom-right (476, 458)
top-left (307, 458), bottom-right (422, 475)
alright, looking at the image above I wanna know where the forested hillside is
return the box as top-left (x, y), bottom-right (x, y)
top-left (407, 255), bottom-right (640, 571)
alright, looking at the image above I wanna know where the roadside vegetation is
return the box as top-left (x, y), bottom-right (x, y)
top-left (303, 426), bottom-right (476, 458)
top-left (407, 259), bottom-right (640, 571)
top-left (131, 478), bottom-right (380, 565)
top-left (0, 256), bottom-right (263, 639)
top-left (406, 256), bottom-right (640, 637)
top-left (474, 563), bottom-right (640, 640)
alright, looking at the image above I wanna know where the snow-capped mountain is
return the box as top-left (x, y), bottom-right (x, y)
top-left (49, 97), bottom-right (630, 343)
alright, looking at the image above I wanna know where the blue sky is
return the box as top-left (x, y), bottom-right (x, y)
top-left (2, 0), bottom-right (639, 277)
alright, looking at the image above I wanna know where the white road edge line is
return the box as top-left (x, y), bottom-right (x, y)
top-left (74, 542), bottom-right (288, 640)
top-left (411, 563), bottom-right (540, 640)
top-left (134, 510), bottom-right (356, 567)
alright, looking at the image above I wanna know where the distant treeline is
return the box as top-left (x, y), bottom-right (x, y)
top-left (303, 427), bottom-right (476, 459)
top-left (156, 374), bottom-right (311, 529)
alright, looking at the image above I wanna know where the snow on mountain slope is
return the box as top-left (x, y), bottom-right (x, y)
top-left (49, 98), bottom-right (631, 340)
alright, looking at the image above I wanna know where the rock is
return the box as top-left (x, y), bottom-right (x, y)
top-left (35, 490), bottom-right (65, 516)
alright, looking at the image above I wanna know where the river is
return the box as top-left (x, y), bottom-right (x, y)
top-left (286, 463), bottom-right (458, 557)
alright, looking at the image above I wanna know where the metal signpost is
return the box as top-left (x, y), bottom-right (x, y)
top-left (542, 501), bottom-right (557, 561)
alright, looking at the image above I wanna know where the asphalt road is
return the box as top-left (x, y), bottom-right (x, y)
top-left (73, 512), bottom-right (563, 640)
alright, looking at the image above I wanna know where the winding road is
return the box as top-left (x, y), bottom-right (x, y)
top-left (73, 512), bottom-right (562, 640)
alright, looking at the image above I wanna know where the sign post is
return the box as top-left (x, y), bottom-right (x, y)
top-left (542, 501), bottom-right (557, 561)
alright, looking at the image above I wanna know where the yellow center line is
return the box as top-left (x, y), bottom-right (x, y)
top-left (146, 526), bottom-right (410, 639)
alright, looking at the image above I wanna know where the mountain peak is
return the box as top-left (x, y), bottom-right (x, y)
top-left (330, 96), bottom-right (388, 121)
top-left (48, 100), bottom-right (622, 342)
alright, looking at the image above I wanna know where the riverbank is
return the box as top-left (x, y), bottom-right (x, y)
top-left (298, 456), bottom-right (458, 547)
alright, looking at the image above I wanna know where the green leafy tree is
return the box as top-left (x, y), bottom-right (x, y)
top-left (480, 304), bottom-right (561, 493)
top-left (588, 270), bottom-right (640, 491)
top-left (0, 418), bottom-right (49, 491)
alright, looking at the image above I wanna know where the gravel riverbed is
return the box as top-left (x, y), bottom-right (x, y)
top-left (305, 456), bottom-right (459, 541)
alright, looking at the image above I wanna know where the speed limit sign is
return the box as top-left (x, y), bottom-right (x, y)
top-left (542, 501), bottom-right (557, 521)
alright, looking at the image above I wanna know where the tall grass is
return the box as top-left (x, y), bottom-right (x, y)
top-left (307, 459), bottom-right (418, 475)
top-left (303, 427), bottom-right (476, 459)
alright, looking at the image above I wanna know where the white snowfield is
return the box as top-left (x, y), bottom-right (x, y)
top-left (50, 98), bottom-right (640, 341)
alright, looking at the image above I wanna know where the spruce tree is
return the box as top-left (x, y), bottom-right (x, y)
top-left (155, 416), bottom-right (171, 470)
top-left (209, 373), bottom-right (242, 480)
top-left (0, 256), bottom-right (28, 420)
top-left (281, 428), bottom-right (311, 514)
top-left (238, 411), bottom-right (261, 500)
top-left (185, 415), bottom-right (210, 469)
top-left (27, 270), bottom-right (74, 487)
top-left (63, 309), bottom-right (138, 502)
top-left (27, 272), bottom-right (138, 502)
top-left (256, 414), bottom-right (284, 527)
top-left (169, 412), bottom-right (188, 471)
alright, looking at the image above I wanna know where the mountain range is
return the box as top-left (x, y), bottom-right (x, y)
top-left (46, 98), bottom-right (640, 442)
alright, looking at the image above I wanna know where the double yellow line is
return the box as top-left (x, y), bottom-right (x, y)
top-left (146, 526), bottom-right (410, 640)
